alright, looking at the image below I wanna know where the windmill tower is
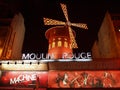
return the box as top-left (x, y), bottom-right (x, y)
top-left (44, 3), bottom-right (88, 59)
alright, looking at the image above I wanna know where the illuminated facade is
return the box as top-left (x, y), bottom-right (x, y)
top-left (45, 26), bottom-right (75, 59)
top-left (0, 13), bottom-right (25, 60)
top-left (92, 12), bottom-right (120, 58)
top-left (111, 14), bottom-right (120, 44)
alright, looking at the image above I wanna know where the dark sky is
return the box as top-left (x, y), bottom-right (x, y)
top-left (1, 0), bottom-right (120, 53)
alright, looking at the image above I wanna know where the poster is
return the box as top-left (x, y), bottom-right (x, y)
top-left (48, 71), bottom-right (120, 88)
top-left (0, 71), bottom-right (48, 88)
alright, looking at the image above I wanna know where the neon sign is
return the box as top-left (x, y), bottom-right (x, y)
top-left (22, 52), bottom-right (92, 62)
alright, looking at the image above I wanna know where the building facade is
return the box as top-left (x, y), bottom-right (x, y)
top-left (92, 12), bottom-right (120, 58)
top-left (0, 13), bottom-right (25, 60)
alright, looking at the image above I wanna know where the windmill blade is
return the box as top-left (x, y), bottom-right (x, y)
top-left (43, 18), bottom-right (65, 25)
top-left (60, 3), bottom-right (69, 22)
top-left (68, 26), bottom-right (78, 48)
top-left (71, 23), bottom-right (88, 29)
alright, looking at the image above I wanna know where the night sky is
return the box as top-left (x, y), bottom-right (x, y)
top-left (1, 0), bottom-right (120, 54)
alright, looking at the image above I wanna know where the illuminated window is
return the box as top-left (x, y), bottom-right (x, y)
top-left (64, 41), bottom-right (68, 48)
top-left (49, 44), bottom-right (51, 49)
top-left (119, 29), bottom-right (120, 32)
top-left (64, 38), bottom-right (67, 41)
top-left (53, 38), bottom-right (55, 41)
top-left (69, 44), bottom-right (72, 49)
top-left (58, 38), bottom-right (61, 40)
top-left (0, 48), bottom-right (3, 57)
top-left (52, 42), bottom-right (55, 48)
top-left (58, 41), bottom-right (62, 47)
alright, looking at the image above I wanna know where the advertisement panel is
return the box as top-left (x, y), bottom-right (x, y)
top-left (0, 71), bottom-right (48, 88)
top-left (48, 70), bottom-right (120, 88)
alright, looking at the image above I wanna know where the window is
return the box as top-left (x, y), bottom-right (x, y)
top-left (53, 38), bottom-right (55, 41)
top-left (52, 42), bottom-right (55, 48)
top-left (0, 48), bottom-right (3, 57)
top-left (64, 41), bottom-right (68, 48)
top-left (58, 41), bottom-right (62, 47)
top-left (64, 38), bottom-right (67, 41)
top-left (58, 38), bottom-right (61, 40)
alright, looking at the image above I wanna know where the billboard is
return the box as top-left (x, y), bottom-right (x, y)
top-left (48, 70), bottom-right (120, 88)
top-left (0, 71), bottom-right (48, 88)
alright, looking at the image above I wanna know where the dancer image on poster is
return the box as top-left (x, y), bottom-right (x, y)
top-left (62, 73), bottom-right (68, 85)
top-left (56, 73), bottom-right (64, 87)
top-left (81, 72), bottom-right (89, 86)
top-left (69, 74), bottom-right (81, 88)
top-left (56, 72), bottom-right (69, 87)
top-left (102, 71), bottom-right (116, 87)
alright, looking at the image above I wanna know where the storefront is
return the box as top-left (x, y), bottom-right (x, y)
top-left (0, 59), bottom-right (120, 89)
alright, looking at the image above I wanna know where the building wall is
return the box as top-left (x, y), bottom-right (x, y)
top-left (92, 12), bottom-right (120, 58)
top-left (10, 13), bottom-right (25, 59)
top-left (0, 13), bottom-right (25, 60)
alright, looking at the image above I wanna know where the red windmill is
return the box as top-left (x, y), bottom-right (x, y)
top-left (44, 3), bottom-right (88, 59)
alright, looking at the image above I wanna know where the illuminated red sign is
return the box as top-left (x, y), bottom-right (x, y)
top-left (0, 71), bottom-right (48, 88)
